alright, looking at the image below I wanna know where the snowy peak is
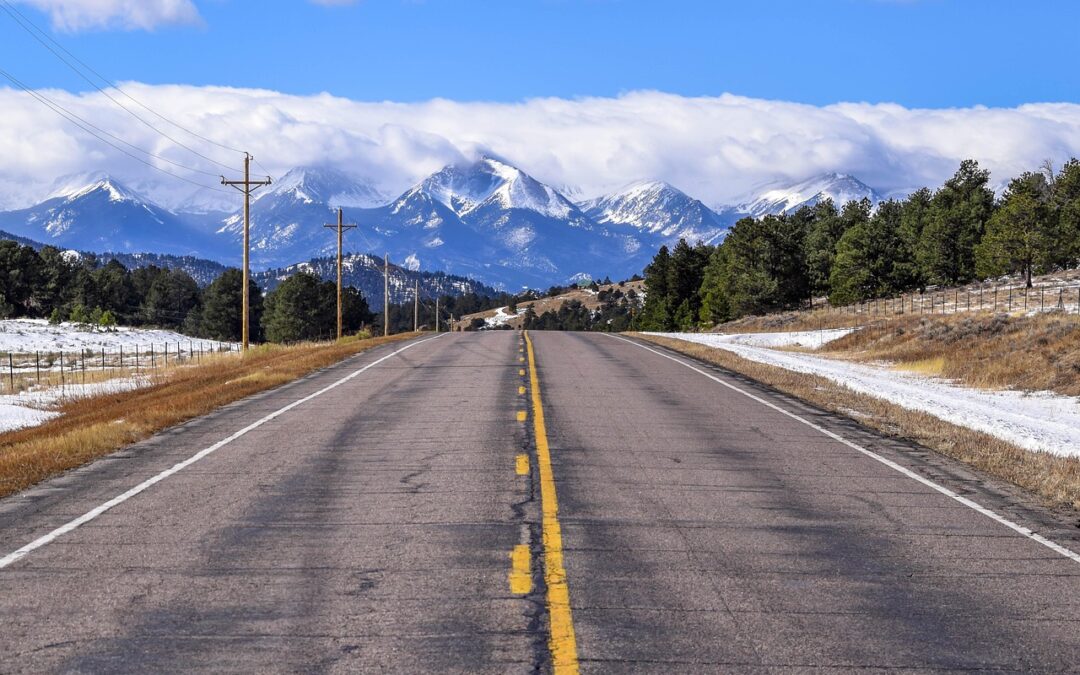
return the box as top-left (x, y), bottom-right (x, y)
top-left (582, 180), bottom-right (728, 242)
top-left (47, 173), bottom-right (144, 206)
top-left (262, 166), bottom-right (386, 209)
top-left (737, 172), bottom-right (882, 217)
top-left (418, 156), bottom-right (578, 220)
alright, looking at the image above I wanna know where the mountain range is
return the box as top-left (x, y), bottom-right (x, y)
top-left (0, 158), bottom-right (884, 290)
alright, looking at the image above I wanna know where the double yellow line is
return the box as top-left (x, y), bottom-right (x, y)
top-left (523, 330), bottom-right (580, 674)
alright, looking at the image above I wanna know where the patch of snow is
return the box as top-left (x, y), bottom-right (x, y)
top-left (0, 376), bottom-right (149, 433)
top-left (485, 305), bottom-right (527, 328)
top-left (650, 331), bottom-right (1080, 458)
top-left (0, 319), bottom-right (234, 353)
top-left (708, 328), bottom-right (854, 349)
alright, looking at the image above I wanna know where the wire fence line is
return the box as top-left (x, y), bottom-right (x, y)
top-left (0, 340), bottom-right (239, 395)
top-left (820, 281), bottom-right (1080, 319)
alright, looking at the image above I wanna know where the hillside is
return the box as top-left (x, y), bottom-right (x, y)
top-left (454, 279), bottom-right (645, 330)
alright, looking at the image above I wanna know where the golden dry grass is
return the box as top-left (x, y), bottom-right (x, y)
top-left (0, 332), bottom-right (417, 499)
top-left (634, 333), bottom-right (1080, 511)
top-left (712, 307), bottom-right (869, 334)
top-left (821, 312), bottom-right (1080, 396)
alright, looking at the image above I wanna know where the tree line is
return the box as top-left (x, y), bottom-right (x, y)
top-left (638, 159), bottom-right (1080, 330)
top-left (0, 243), bottom-right (375, 344)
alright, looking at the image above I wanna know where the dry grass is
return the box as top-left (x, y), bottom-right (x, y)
top-left (712, 307), bottom-right (868, 334)
top-left (821, 312), bottom-right (1080, 396)
top-left (634, 333), bottom-right (1080, 511)
top-left (0, 332), bottom-right (418, 499)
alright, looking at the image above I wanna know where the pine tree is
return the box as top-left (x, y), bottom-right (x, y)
top-left (697, 245), bottom-right (731, 326)
top-left (667, 239), bottom-right (711, 327)
top-left (341, 286), bottom-right (374, 333)
top-left (1051, 159), bottom-right (1080, 269)
top-left (0, 241), bottom-right (43, 318)
top-left (829, 200), bottom-right (915, 304)
top-left (640, 245), bottom-right (673, 330)
top-left (143, 269), bottom-right (200, 328)
top-left (918, 159), bottom-right (995, 285)
top-left (975, 172), bottom-right (1053, 287)
top-left (803, 199), bottom-right (843, 297)
top-left (898, 187), bottom-right (932, 289)
top-left (200, 268), bottom-right (264, 342)
top-left (262, 272), bottom-right (339, 343)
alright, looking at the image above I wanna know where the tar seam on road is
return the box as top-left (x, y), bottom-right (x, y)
top-left (524, 331), bottom-right (581, 674)
top-left (608, 334), bottom-right (1080, 567)
top-left (0, 334), bottom-right (445, 570)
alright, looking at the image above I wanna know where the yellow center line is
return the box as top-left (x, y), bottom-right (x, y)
top-left (509, 544), bottom-right (532, 594)
top-left (524, 330), bottom-right (580, 674)
top-left (515, 453), bottom-right (529, 475)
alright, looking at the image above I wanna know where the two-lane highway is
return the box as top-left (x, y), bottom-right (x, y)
top-left (1, 331), bottom-right (1079, 672)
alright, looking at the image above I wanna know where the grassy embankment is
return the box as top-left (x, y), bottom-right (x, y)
top-left (0, 332), bottom-right (418, 499)
top-left (635, 310), bottom-right (1080, 510)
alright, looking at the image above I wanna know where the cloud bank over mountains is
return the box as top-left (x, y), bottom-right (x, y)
top-left (2, 84), bottom-right (1080, 212)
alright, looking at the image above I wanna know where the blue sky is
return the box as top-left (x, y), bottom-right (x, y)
top-left (1, 0), bottom-right (1077, 108)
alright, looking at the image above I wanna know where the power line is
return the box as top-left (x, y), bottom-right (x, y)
top-left (0, 67), bottom-right (231, 194)
top-left (0, 0), bottom-right (242, 174)
top-left (248, 154), bottom-right (274, 182)
top-left (0, 67), bottom-right (220, 178)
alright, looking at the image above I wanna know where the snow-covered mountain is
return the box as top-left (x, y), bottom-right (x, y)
top-left (419, 156), bottom-right (580, 221)
top-left (262, 166), bottom-right (386, 209)
top-left (351, 156), bottom-right (642, 289)
top-left (216, 166), bottom-right (386, 268)
top-left (0, 161), bottom-right (891, 290)
top-left (733, 173), bottom-right (883, 218)
top-left (582, 180), bottom-right (729, 244)
top-left (0, 174), bottom-right (226, 258)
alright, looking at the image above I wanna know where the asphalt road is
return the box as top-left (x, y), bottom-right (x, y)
top-left (1, 331), bottom-right (1079, 673)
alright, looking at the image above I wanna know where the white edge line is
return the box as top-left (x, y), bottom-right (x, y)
top-left (0, 334), bottom-right (444, 570)
top-left (608, 333), bottom-right (1080, 566)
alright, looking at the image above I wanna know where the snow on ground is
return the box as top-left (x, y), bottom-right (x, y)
top-left (650, 331), bottom-right (1080, 459)
top-left (0, 319), bottom-right (233, 353)
top-left (485, 306), bottom-right (527, 328)
top-left (0, 376), bottom-right (148, 433)
top-left (706, 328), bottom-right (854, 349)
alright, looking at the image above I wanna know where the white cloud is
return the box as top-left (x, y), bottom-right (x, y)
top-left (2, 85), bottom-right (1080, 211)
top-left (13, 0), bottom-right (202, 32)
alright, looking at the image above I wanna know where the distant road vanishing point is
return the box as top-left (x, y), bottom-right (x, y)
top-left (1, 331), bottom-right (1079, 672)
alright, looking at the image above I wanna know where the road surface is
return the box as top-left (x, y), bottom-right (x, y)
top-left (1, 331), bottom-right (1079, 672)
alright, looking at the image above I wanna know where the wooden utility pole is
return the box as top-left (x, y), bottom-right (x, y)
top-left (435, 296), bottom-right (439, 333)
top-left (414, 280), bottom-right (419, 332)
top-left (323, 208), bottom-right (357, 340)
top-left (222, 153), bottom-right (271, 351)
top-left (383, 253), bottom-right (390, 337)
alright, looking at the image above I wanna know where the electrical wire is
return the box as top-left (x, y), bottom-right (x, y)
top-left (0, 67), bottom-right (232, 194)
top-left (0, 68), bottom-right (221, 178)
top-left (0, 0), bottom-right (243, 175)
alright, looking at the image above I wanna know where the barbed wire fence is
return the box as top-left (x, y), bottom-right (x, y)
top-left (821, 280), bottom-right (1080, 319)
top-left (0, 339), bottom-right (240, 397)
